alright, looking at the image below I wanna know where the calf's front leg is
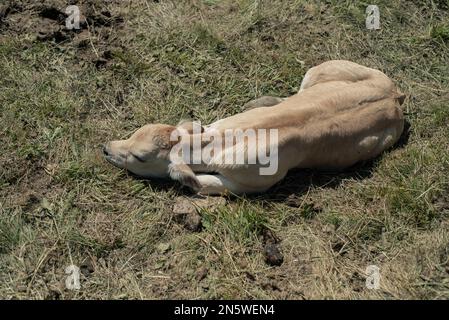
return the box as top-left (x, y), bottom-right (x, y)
top-left (196, 174), bottom-right (256, 195)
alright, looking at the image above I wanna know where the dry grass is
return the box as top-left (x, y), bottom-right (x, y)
top-left (0, 0), bottom-right (449, 299)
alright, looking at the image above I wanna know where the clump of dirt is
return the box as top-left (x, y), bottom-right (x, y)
top-left (261, 228), bottom-right (284, 266)
top-left (172, 197), bottom-right (204, 232)
top-left (172, 196), bottom-right (226, 232)
top-left (263, 243), bottom-right (284, 266)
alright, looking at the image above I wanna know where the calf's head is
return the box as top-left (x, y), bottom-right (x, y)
top-left (103, 123), bottom-right (202, 190)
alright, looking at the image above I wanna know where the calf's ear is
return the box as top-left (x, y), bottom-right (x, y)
top-left (168, 163), bottom-right (202, 191)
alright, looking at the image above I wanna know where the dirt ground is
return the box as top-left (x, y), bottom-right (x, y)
top-left (0, 0), bottom-right (449, 299)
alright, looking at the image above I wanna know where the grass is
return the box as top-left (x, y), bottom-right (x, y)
top-left (0, 0), bottom-right (448, 299)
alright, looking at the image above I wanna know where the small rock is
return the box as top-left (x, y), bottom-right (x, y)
top-left (264, 243), bottom-right (284, 266)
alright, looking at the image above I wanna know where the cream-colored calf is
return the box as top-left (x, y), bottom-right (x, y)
top-left (103, 60), bottom-right (405, 195)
